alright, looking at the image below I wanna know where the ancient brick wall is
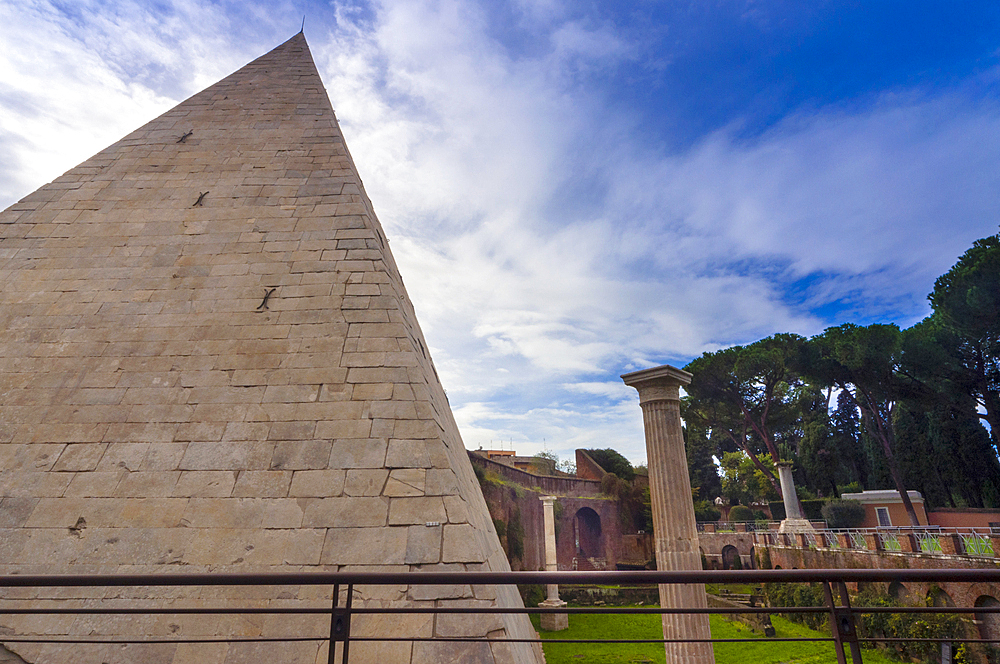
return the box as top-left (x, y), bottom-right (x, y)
top-left (763, 543), bottom-right (1000, 609)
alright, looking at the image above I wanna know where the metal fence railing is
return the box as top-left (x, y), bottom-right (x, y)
top-left (1, 569), bottom-right (999, 664)
top-left (752, 526), bottom-right (1000, 559)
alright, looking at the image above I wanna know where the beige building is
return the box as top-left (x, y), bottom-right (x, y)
top-left (841, 490), bottom-right (928, 528)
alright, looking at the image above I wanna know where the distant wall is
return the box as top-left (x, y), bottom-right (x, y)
top-left (762, 540), bottom-right (1000, 609)
top-left (698, 532), bottom-right (755, 570)
top-left (929, 509), bottom-right (1000, 529)
top-left (470, 451), bottom-right (602, 497)
top-left (471, 451), bottom-right (633, 571)
top-left (575, 449), bottom-right (607, 481)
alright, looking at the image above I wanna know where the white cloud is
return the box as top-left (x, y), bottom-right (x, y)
top-left (3, 0), bottom-right (999, 467)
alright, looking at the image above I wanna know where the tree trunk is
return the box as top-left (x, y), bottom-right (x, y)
top-left (729, 433), bottom-right (783, 500)
top-left (863, 411), bottom-right (921, 527)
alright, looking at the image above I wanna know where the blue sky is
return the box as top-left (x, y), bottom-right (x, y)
top-left (2, 0), bottom-right (1000, 465)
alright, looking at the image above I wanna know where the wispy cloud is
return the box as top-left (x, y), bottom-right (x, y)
top-left (2, 0), bottom-right (999, 466)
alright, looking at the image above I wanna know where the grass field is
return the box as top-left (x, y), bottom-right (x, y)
top-left (530, 611), bottom-right (900, 664)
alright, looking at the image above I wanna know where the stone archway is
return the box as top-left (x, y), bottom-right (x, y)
top-left (975, 595), bottom-right (1000, 645)
top-left (929, 587), bottom-right (956, 608)
top-left (574, 507), bottom-right (603, 558)
top-left (721, 545), bottom-right (740, 570)
top-left (888, 581), bottom-right (908, 602)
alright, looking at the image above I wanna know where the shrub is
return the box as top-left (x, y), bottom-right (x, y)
top-left (821, 499), bottom-right (866, 529)
top-left (600, 472), bottom-right (628, 498)
top-left (694, 500), bottom-right (721, 522)
top-left (854, 587), bottom-right (971, 662)
top-left (518, 584), bottom-right (545, 607)
top-left (507, 508), bottom-right (525, 562)
top-left (585, 448), bottom-right (636, 482)
top-left (728, 505), bottom-right (754, 522)
top-left (763, 582), bottom-right (827, 630)
top-left (801, 499), bottom-right (828, 521)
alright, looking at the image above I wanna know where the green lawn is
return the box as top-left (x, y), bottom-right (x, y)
top-left (530, 611), bottom-right (900, 664)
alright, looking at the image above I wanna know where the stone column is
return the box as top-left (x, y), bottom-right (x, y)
top-left (776, 463), bottom-right (802, 519)
top-left (622, 365), bottom-right (715, 664)
top-left (776, 462), bottom-right (814, 534)
top-left (538, 495), bottom-right (568, 631)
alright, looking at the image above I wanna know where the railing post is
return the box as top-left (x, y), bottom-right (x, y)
top-left (824, 581), bottom-right (864, 664)
top-left (939, 534), bottom-right (962, 555)
top-left (990, 534), bottom-right (1000, 558)
top-left (898, 532), bottom-right (917, 553)
top-left (329, 583), bottom-right (353, 664)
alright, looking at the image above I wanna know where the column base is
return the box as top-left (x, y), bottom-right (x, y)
top-left (778, 518), bottom-right (815, 533)
top-left (538, 599), bottom-right (569, 631)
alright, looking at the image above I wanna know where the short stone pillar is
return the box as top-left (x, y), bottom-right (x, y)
top-left (990, 535), bottom-right (1000, 558)
top-left (864, 533), bottom-right (882, 552)
top-left (623, 365), bottom-right (715, 664)
top-left (837, 533), bottom-right (853, 549)
top-left (939, 534), bottom-right (963, 556)
top-left (776, 462), bottom-right (814, 534)
top-left (538, 495), bottom-right (568, 631)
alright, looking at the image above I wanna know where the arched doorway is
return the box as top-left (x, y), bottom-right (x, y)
top-left (574, 507), bottom-right (603, 558)
top-left (721, 545), bottom-right (740, 570)
top-left (929, 587), bottom-right (955, 608)
top-left (888, 581), bottom-right (908, 602)
top-left (975, 595), bottom-right (1000, 645)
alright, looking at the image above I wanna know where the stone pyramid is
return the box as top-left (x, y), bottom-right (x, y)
top-left (0, 33), bottom-right (538, 664)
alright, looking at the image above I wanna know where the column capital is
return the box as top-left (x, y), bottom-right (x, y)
top-left (621, 364), bottom-right (692, 404)
top-left (540, 495), bottom-right (558, 506)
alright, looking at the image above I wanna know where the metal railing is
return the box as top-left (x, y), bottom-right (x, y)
top-left (1, 569), bottom-right (999, 664)
top-left (759, 526), bottom-right (1000, 559)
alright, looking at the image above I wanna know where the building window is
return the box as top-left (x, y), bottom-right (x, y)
top-left (876, 507), bottom-right (892, 527)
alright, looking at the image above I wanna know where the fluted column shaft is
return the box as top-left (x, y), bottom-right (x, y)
top-left (541, 496), bottom-right (560, 601)
top-left (623, 365), bottom-right (715, 664)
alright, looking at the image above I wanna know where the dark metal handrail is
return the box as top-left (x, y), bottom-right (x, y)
top-left (1, 569), bottom-right (999, 664)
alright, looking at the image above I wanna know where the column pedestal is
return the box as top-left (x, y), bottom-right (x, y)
top-left (623, 365), bottom-right (715, 664)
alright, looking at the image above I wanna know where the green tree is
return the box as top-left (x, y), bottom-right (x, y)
top-left (801, 324), bottom-right (922, 525)
top-left (719, 451), bottom-right (780, 506)
top-left (924, 234), bottom-right (1000, 453)
top-left (683, 423), bottom-right (722, 501)
top-left (684, 334), bottom-right (809, 499)
top-left (584, 448), bottom-right (635, 482)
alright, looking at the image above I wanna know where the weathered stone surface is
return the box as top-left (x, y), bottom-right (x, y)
top-left (388, 497), bottom-right (447, 525)
top-left (320, 527), bottom-right (406, 565)
top-left (344, 468), bottom-right (389, 496)
top-left (384, 468), bottom-right (426, 496)
top-left (0, 32), bottom-right (538, 664)
top-left (442, 523), bottom-right (489, 563)
top-left (405, 524), bottom-right (442, 564)
top-left (288, 469), bottom-right (345, 497)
